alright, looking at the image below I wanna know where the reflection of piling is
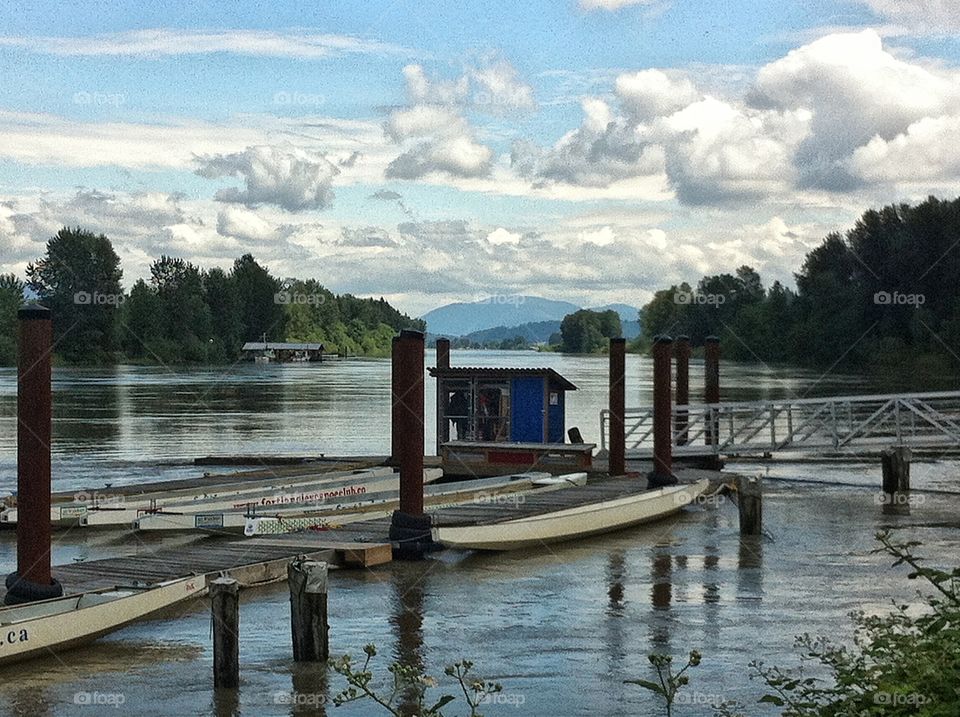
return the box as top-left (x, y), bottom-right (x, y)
top-left (5, 304), bottom-right (63, 605)
top-left (608, 338), bottom-right (626, 476)
top-left (390, 330), bottom-right (432, 558)
top-left (881, 446), bottom-right (911, 514)
top-left (674, 336), bottom-right (691, 446)
top-left (649, 336), bottom-right (676, 488)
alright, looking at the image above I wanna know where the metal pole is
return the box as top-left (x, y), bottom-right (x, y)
top-left (608, 337), bottom-right (626, 476)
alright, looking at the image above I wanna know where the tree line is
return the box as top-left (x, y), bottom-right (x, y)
top-left (0, 227), bottom-right (424, 365)
top-left (641, 196), bottom-right (960, 376)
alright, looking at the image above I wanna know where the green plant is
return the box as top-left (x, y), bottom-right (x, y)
top-left (332, 644), bottom-right (502, 717)
top-left (625, 650), bottom-right (701, 717)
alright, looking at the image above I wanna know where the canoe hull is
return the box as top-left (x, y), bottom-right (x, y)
top-left (0, 577), bottom-right (205, 666)
top-left (432, 479), bottom-right (710, 551)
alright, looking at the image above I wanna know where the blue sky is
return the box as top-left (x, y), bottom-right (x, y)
top-left (2, 0), bottom-right (960, 315)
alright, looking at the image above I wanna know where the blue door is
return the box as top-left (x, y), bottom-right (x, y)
top-left (548, 389), bottom-right (565, 443)
top-left (511, 377), bottom-right (544, 442)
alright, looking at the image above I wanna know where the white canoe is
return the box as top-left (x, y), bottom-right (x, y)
top-left (0, 576), bottom-right (205, 666)
top-left (431, 478), bottom-right (711, 551)
top-left (134, 468), bottom-right (443, 533)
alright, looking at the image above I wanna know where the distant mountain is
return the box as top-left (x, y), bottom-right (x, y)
top-left (589, 303), bottom-right (640, 323)
top-left (439, 317), bottom-right (642, 347)
top-left (423, 296), bottom-right (579, 337)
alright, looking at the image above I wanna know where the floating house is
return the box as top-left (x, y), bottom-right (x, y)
top-left (429, 365), bottom-right (594, 476)
top-left (241, 341), bottom-right (325, 363)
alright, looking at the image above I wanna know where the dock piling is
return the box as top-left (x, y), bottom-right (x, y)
top-left (608, 337), bottom-right (626, 476)
top-left (674, 336), bottom-right (691, 446)
top-left (649, 335), bottom-right (676, 488)
top-left (390, 329), bottom-right (431, 558)
top-left (881, 446), bottom-right (911, 513)
top-left (211, 577), bottom-right (240, 689)
top-left (435, 337), bottom-right (450, 370)
top-left (5, 304), bottom-right (63, 606)
top-left (736, 475), bottom-right (762, 535)
top-left (390, 336), bottom-right (400, 467)
top-left (288, 560), bottom-right (329, 662)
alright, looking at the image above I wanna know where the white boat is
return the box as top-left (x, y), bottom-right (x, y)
top-left (0, 576), bottom-right (205, 666)
top-left (431, 478), bottom-right (711, 551)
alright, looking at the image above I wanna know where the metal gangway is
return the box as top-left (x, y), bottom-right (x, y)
top-left (599, 390), bottom-right (960, 457)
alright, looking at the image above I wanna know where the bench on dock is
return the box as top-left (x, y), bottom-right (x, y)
top-left (440, 440), bottom-right (595, 477)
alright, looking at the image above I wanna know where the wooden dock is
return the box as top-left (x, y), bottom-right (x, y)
top-left (0, 468), bottom-right (719, 601)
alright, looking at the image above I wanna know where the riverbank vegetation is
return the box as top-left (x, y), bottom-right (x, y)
top-left (641, 196), bottom-right (960, 376)
top-left (1, 227), bottom-right (423, 365)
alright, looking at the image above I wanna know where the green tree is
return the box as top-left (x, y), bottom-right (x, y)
top-left (560, 309), bottom-right (622, 353)
top-left (0, 273), bottom-right (25, 365)
top-left (25, 227), bottom-right (123, 363)
top-left (232, 254), bottom-right (285, 342)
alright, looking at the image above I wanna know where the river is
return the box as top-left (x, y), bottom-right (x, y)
top-left (0, 351), bottom-right (958, 716)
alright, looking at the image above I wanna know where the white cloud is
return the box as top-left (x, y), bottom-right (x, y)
top-left (0, 29), bottom-right (409, 59)
top-left (856, 0), bottom-right (960, 34)
top-left (470, 61), bottom-right (536, 113)
top-left (196, 145), bottom-right (340, 211)
top-left (402, 64), bottom-right (469, 105)
top-left (579, 0), bottom-right (658, 10)
top-left (616, 69), bottom-right (700, 122)
top-left (216, 205), bottom-right (276, 242)
top-left (486, 227), bottom-right (522, 246)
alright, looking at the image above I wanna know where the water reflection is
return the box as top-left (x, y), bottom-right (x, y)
top-left (289, 663), bottom-right (328, 717)
top-left (391, 565), bottom-right (426, 716)
top-left (606, 550), bottom-right (626, 615)
top-left (649, 550), bottom-right (673, 651)
top-left (737, 536), bottom-right (764, 600)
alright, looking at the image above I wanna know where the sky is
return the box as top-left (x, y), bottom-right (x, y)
top-left (2, 1), bottom-right (960, 317)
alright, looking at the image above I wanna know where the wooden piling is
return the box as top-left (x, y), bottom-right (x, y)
top-left (704, 336), bottom-right (720, 452)
top-left (390, 336), bottom-right (400, 467)
top-left (650, 335), bottom-right (676, 487)
top-left (211, 577), bottom-right (240, 689)
top-left (608, 337), bottom-right (626, 477)
top-left (736, 475), bottom-right (762, 535)
top-left (435, 337), bottom-right (450, 370)
top-left (674, 335), bottom-right (691, 446)
top-left (288, 560), bottom-right (329, 662)
top-left (5, 304), bottom-right (62, 605)
top-left (881, 446), bottom-right (911, 512)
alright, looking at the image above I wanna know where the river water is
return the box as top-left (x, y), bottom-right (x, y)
top-left (0, 351), bottom-right (958, 716)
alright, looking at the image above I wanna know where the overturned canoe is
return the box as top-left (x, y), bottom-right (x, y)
top-left (431, 478), bottom-right (710, 551)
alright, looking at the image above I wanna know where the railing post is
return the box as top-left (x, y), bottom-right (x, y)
top-left (608, 337), bottom-right (626, 476)
top-left (674, 336), bottom-right (690, 446)
top-left (649, 335), bottom-right (676, 487)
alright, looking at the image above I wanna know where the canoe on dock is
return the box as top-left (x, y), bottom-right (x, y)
top-left (0, 576), bottom-right (205, 667)
top-left (431, 478), bottom-right (710, 551)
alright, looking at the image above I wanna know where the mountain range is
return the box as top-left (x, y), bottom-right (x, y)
top-left (421, 296), bottom-right (641, 338)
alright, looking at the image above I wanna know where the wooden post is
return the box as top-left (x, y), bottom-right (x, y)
top-left (211, 577), bottom-right (240, 689)
top-left (5, 304), bottom-right (63, 605)
top-left (435, 337), bottom-right (450, 370)
top-left (288, 560), bottom-right (329, 662)
top-left (390, 335), bottom-right (400, 467)
top-left (881, 446), bottom-right (911, 513)
top-left (650, 335), bottom-right (676, 487)
top-left (389, 330), bottom-right (430, 558)
top-left (608, 337), bottom-right (626, 476)
top-left (736, 475), bottom-right (762, 535)
top-left (674, 336), bottom-right (691, 446)
top-left (704, 336), bottom-right (720, 448)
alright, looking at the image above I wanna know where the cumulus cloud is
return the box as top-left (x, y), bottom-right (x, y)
top-left (616, 70), bottom-right (700, 122)
top-left (196, 145), bottom-right (340, 211)
top-left (216, 205), bottom-right (276, 242)
top-left (470, 61), bottom-right (536, 113)
top-left (856, 0), bottom-right (960, 34)
top-left (486, 227), bottom-right (522, 246)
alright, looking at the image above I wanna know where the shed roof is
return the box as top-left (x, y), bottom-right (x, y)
top-left (428, 366), bottom-right (577, 391)
top-left (241, 342), bottom-right (324, 351)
